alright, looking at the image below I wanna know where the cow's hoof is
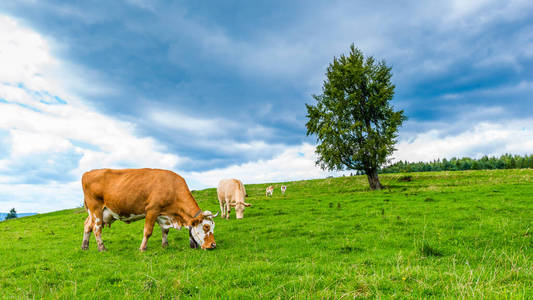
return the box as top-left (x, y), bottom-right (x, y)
top-left (97, 245), bottom-right (107, 252)
top-left (81, 245), bottom-right (89, 250)
top-left (162, 242), bottom-right (169, 248)
top-left (139, 247), bottom-right (147, 252)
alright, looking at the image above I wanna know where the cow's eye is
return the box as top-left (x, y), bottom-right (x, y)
top-left (203, 224), bottom-right (210, 232)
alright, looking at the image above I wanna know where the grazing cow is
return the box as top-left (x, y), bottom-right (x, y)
top-left (217, 179), bottom-right (251, 219)
top-left (281, 185), bottom-right (287, 195)
top-left (81, 168), bottom-right (218, 252)
top-left (265, 185), bottom-right (274, 196)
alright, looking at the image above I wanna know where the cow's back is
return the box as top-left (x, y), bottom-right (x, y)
top-left (217, 179), bottom-right (244, 203)
top-left (82, 168), bottom-right (186, 215)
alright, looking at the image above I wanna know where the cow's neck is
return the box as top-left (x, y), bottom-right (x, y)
top-left (175, 194), bottom-right (203, 226)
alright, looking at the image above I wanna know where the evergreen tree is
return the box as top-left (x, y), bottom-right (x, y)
top-left (380, 154), bottom-right (531, 174)
top-left (5, 208), bottom-right (17, 220)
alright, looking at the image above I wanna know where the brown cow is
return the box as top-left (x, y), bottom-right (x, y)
top-left (217, 179), bottom-right (251, 219)
top-left (81, 168), bottom-right (218, 251)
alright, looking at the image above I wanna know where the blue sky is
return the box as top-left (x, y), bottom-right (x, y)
top-left (0, 1), bottom-right (532, 212)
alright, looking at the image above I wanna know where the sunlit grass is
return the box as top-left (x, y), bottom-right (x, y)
top-left (0, 169), bottom-right (532, 298)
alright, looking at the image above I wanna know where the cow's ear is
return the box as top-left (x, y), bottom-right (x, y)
top-left (244, 203), bottom-right (251, 207)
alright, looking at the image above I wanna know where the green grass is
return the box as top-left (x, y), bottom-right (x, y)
top-left (1, 169), bottom-right (532, 299)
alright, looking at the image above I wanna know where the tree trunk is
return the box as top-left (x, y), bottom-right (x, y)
top-left (366, 168), bottom-right (383, 190)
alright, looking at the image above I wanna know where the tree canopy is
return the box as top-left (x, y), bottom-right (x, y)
top-left (306, 44), bottom-right (406, 190)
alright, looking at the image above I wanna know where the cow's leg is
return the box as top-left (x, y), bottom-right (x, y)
top-left (91, 209), bottom-right (106, 251)
top-left (217, 195), bottom-right (224, 218)
top-left (140, 212), bottom-right (158, 251)
top-left (81, 214), bottom-right (93, 250)
top-left (219, 198), bottom-right (226, 218)
top-left (225, 200), bottom-right (231, 219)
top-left (156, 218), bottom-right (170, 248)
top-left (161, 227), bottom-right (169, 248)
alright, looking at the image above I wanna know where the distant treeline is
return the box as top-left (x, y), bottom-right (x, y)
top-left (378, 154), bottom-right (533, 174)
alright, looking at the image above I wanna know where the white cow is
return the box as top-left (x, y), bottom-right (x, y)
top-left (265, 185), bottom-right (274, 196)
top-left (217, 179), bottom-right (251, 219)
top-left (281, 185), bottom-right (287, 195)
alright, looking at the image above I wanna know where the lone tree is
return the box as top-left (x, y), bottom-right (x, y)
top-left (306, 44), bottom-right (406, 190)
top-left (5, 208), bottom-right (17, 220)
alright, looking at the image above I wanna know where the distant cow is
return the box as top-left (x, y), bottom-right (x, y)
top-left (281, 185), bottom-right (287, 195)
top-left (81, 168), bottom-right (218, 252)
top-left (266, 185), bottom-right (274, 196)
top-left (217, 179), bottom-right (251, 219)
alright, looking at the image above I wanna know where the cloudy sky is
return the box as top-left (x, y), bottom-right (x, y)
top-left (0, 1), bottom-right (532, 212)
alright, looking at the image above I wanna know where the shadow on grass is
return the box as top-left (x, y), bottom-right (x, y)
top-left (339, 245), bottom-right (364, 254)
top-left (420, 242), bottom-right (444, 257)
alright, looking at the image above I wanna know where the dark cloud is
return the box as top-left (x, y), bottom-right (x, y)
top-left (1, 0), bottom-right (531, 170)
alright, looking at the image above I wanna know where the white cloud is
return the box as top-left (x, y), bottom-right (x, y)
top-left (0, 15), bottom-right (179, 212)
top-left (193, 140), bottom-right (287, 160)
top-left (9, 129), bottom-right (72, 157)
top-left (149, 108), bottom-right (280, 156)
top-left (150, 109), bottom-right (233, 136)
top-left (185, 143), bottom-right (349, 189)
top-left (0, 15), bottom-right (56, 91)
top-left (0, 85), bottom-right (180, 176)
top-left (447, 0), bottom-right (532, 25)
top-left (448, 0), bottom-right (496, 20)
top-left (0, 181), bottom-right (81, 213)
top-left (394, 119), bottom-right (533, 162)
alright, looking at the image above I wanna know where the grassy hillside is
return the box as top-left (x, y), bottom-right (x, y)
top-left (0, 169), bottom-right (532, 299)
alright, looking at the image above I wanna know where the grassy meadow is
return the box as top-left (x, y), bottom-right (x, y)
top-left (0, 169), bottom-right (532, 299)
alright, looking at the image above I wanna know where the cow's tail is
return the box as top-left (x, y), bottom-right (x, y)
top-left (81, 173), bottom-right (88, 210)
top-left (239, 181), bottom-right (251, 205)
top-left (239, 181), bottom-right (248, 197)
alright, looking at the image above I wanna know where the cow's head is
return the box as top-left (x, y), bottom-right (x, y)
top-left (189, 211), bottom-right (218, 250)
top-left (232, 202), bottom-right (252, 219)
